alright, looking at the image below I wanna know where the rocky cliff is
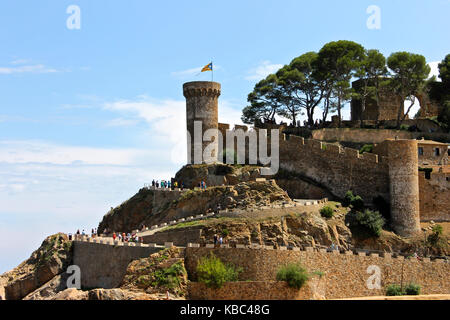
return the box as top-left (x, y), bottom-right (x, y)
top-left (0, 233), bottom-right (72, 300)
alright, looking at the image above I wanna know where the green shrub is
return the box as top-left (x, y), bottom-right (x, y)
top-left (350, 195), bottom-right (365, 211)
top-left (432, 224), bottom-right (443, 236)
top-left (222, 229), bottom-right (230, 237)
top-left (276, 263), bottom-right (309, 289)
top-left (359, 144), bottom-right (373, 154)
top-left (400, 124), bottom-right (410, 131)
top-left (342, 190), bottom-right (355, 207)
top-left (386, 283), bottom-right (421, 296)
top-left (152, 261), bottom-right (186, 289)
top-left (404, 283), bottom-right (421, 295)
top-left (196, 253), bottom-right (242, 289)
top-left (320, 206), bottom-right (334, 218)
top-left (427, 224), bottom-right (445, 246)
top-left (386, 284), bottom-right (404, 296)
top-left (351, 209), bottom-right (385, 238)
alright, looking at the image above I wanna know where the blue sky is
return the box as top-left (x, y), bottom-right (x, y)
top-left (0, 0), bottom-right (449, 273)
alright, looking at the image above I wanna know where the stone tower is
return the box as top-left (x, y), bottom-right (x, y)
top-left (386, 139), bottom-right (421, 237)
top-left (183, 81), bottom-right (221, 164)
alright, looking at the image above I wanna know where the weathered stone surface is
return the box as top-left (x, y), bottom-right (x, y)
top-left (49, 288), bottom-right (88, 300)
top-left (184, 247), bottom-right (450, 299)
top-left (2, 233), bottom-right (72, 300)
top-left (188, 279), bottom-right (325, 300)
top-left (121, 247), bottom-right (187, 298)
top-left (23, 273), bottom-right (68, 300)
top-left (73, 241), bottom-right (161, 290)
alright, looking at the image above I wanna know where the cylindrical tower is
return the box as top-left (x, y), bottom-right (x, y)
top-left (387, 139), bottom-right (421, 237)
top-left (183, 81), bottom-right (221, 164)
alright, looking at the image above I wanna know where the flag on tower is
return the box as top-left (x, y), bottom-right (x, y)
top-left (201, 62), bottom-right (213, 72)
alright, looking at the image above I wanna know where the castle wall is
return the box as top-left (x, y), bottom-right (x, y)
top-left (419, 172), bottom-right (450, 222)
top-left (185, 247), bottom-right (450, 299)
top-left (73, 241), bottom-right (161, 289)
top-left (278, 135), bottom-right (390, 204)
top-left (312, 128), bottom-right (414, 144)
top-left (312, 128), bottom-right (450, 145)
top-left (188, 280), bottom-right (324, 300)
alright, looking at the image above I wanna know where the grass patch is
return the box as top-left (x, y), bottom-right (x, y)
top-left (159, 220), bottom-right (205, 232)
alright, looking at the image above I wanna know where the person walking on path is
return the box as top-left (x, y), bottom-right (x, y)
top-left (113, 232), bottom-right (116, 241)
top-left (214, 234), bottom-right (218, 246)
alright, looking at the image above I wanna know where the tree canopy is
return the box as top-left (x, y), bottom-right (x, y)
top-left (242, 40), bottom-right (445, 130)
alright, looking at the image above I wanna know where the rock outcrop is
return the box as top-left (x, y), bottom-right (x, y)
top-left (121, 247), bottom-right (188, 298)
top-left (175, 163), bottom-right (262, 189)
top-left (1, 233), bottom-right (72, 300)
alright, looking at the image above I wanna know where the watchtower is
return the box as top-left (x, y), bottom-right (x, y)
top-left (183, 81), bottom-right (221, 164)
top-left (386, 139), bottom-right (421, 237)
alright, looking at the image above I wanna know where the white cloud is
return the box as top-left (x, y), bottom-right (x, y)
top-left (0, 140), bottom-right (153, 166)
top-left (0, 64), bottom-right (60, 74)
top-left (10, 59), bottom-right (32, 65)
top-left (105, 117), bottom-right (140, 127)
top-left (428, 61), bottom-right (441, 80)
top-left (245, 60), bottom-right (283, 81)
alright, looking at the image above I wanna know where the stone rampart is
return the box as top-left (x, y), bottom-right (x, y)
top-left (188, 279), bottom-right (325, 300)
top-left (184, 247), bottom-right (449, 299)
top-left (73, 240), bottom-right (161, 289)
top-left (278, 134), bottom-right (390, 203)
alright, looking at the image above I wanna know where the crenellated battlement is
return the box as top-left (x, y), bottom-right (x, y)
top-left (279, 133), bottom-right (383, 165)
top-left (72, 236), bottom-right (448, 264)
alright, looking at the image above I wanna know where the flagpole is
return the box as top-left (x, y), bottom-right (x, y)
top-left (211, 60), bottom-right (213, 82)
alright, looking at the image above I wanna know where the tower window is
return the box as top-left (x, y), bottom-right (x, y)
top-left (418, 147), bottom-right (423, 156)
top-left (434, 148), bottom-right (440, 156)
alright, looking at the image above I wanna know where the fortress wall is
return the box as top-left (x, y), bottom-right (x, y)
top-left (185, 247), bottom-right (450, 299)
top-left (311, 128), bottom-right (450, 144)
top-left (278, 135), bottom-right (390, 202)
top-left (73, 241), bottom-right (161, 289)
top-left (312, 128), bottom-right (414, 143)
top-left (188, 280), bottom-right (324, 300)
top-left (419, 172), bottom-right (450, 222)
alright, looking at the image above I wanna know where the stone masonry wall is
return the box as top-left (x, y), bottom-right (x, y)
top-left (184, 247), bottom-right (450, 299)
top-left (188, 280), bottom-right (325, 300)
top-left (278, 135), bottom-right (390, 203)
top-left (73, 241), bottom-right (161, 289)
top-left (311, 128), bottom-right (450, 144)
top-left (419, 171), bottom-right (450, 221)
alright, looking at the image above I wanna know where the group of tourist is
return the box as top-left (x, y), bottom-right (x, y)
top-left (213, 234), bottom-right (225, 246)
top-left (68, 228), bottom-right (99, 240)
top-left (151, 179), bottom-right (185, 190)
top-left (199, 180), bottom-right (207, 190)
top-left (112, 231), bottom-right (141, 243)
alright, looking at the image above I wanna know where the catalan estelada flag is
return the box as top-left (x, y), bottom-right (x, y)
top-left (201, 62), bottom-right (213, 72)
